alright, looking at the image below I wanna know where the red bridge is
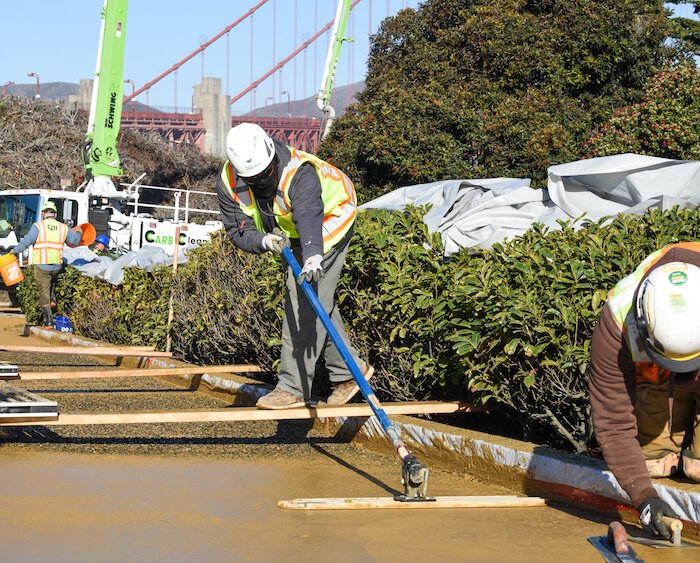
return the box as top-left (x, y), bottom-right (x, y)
top-left (121, 112), bottom-right (322, 154)
top-left (114, 0), bottom-right (395, 157)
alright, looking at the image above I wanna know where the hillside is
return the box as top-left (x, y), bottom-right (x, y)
top-left (242, 81), bottom-right (364, 119)
top-left (0, 97), bottom-right (221, 209)
top-left (5, 80), bottom-right (363, 118)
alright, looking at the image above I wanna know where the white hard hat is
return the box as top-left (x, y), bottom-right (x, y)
top-left (225, 123), bottom-right (275, 178)
top-left (635, 261), bottom-right (700, 372)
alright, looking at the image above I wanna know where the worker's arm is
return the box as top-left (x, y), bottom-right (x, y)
top-left (215, 172), bottom-right (267, 254)
top-left (588, 304), bottom-right (657, 506)
top-left (288, 163), bottom-right (324, 261)
top-left (10, 224), bottom-right (39, 255)
top-left (65, 228), bottom-right (83, 247)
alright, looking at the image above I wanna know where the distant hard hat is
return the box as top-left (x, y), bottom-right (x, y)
top-left (225, 123), bottom-right (275, 178)
top-left (42, 201), bottom-right (57, 213)
top-left (95, 235), bottom-right (110, 246)
top-left (635, 261), bottom-right (700, 372)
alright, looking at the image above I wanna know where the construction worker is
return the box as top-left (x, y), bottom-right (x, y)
top-left (217, 122), bottom-right (373, 409)
top-left (93, 234), bottom-right (110, 255)
top-left (10, 201), bottom-right (83, 328)
top-left (589, 243), bottom-right (700, 541)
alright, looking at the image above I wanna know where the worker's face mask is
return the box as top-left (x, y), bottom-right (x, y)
top-left (242, 156), bottom-right (279, 199)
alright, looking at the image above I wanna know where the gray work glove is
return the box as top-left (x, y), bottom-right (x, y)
top-left (297, 254), bottom-right (324, 285)
top-left (261, 232), bottom-right (290, 254)
top-left (637, 497), bottom-right (679, 540)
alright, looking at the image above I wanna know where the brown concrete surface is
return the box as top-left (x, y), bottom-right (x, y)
top-left (0, 314), bottom-right (697, 561)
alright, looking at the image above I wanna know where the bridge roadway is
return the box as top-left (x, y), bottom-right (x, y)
top-left (122, 111), bottom-right (322, 154)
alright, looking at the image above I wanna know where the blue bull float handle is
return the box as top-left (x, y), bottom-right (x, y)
top-left (282, 247), bottom-right (412, 461)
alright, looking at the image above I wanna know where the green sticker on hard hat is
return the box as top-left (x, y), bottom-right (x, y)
top-left (668, 271), bottom-right (688, 286)
top-left (670, 296), bottom-right (688, 308)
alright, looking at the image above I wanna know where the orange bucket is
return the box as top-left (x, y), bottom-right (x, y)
top-left (72, 222), bottom-right (96, 246)
top-left (0, 253), bottom-right (24, 286)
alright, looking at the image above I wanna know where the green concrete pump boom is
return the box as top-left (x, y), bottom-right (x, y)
top-left (316, 0), bottom-right (353, 141)
top-left (82, 0), bottom-right (128, 195)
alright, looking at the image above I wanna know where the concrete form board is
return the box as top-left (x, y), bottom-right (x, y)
top-left (29, 326), bottom-right (700, 534)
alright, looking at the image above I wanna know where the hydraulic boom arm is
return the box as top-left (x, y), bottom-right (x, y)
top-left (316, 0), bottom-right (353, 141)
top-left (82, 0), bottom-right (128, 196)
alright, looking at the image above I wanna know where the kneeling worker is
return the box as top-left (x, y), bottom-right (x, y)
top-left (589, 243), bottom-right (700, 540)
top-left (10, 201), bottom-right (83, 327)
top-left (216, 123), bottom-right (373, 409)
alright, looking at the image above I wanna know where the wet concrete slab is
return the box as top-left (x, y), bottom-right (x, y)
top-left (1, 449), bottom-right (696, 562)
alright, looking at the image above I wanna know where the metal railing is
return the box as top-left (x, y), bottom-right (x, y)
top-left (118, 181), bottom-right (220, 224)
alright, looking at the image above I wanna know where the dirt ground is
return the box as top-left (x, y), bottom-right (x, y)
top-left (0, 314), bottom-right (696, 562)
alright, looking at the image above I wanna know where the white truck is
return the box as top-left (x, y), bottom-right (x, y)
top-left (0, 182), bottom-right (221, 305)
top-left (0, 0), bottom-right (222, 305)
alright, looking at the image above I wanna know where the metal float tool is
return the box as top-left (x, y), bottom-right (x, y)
top-left (589, 519), bottom-right (695, 562)
top-left (282, 247), bottom-right (431, 501)
top-left (589, 522), bottom-right (645, 562)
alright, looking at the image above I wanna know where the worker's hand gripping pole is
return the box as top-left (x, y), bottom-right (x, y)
top-left (281, 247), bottom-right (431, 500)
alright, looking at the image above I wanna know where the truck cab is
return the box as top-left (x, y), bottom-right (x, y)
top-left (0, 189), bottom-right (90, 261)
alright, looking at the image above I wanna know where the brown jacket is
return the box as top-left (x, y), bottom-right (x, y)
top-left (588, 245), bottom-right (700, 506)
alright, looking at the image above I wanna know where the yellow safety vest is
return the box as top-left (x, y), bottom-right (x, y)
top-left (32, 218), bottom-right (68, 265)
top-left (607, 242), bottom-right (700, 383)
top-left (221, 147), bottom-right (357, 253)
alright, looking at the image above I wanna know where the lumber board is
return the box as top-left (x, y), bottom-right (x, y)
top-left (0, 344), bottom-right (172, 357)
top-left (7, 364), bottom-right (264, 380)
top-left (278, 495), bottom-right (547, 510)
top-left (0, 401), bottom-right (469, 426)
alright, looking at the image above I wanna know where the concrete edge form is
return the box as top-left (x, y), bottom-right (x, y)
top-left (27, 326), bottom-right (700, 537)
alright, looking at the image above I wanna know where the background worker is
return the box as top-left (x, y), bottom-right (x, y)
top-left (92, 234), bottom-right (111, 256)
top-left (216, 122), bottom-right (373, 410)
top-left (589, 243), bottom-right (700, 541)
top-left (10, 201), bottom-right (83, 328)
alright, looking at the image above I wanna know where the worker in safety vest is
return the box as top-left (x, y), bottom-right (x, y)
top-left (216, 122), bottom-right (373, 409)
top-left (10, 201), bottom-right (83, 328)
top-left (589, 243), bottom-right (700, 540)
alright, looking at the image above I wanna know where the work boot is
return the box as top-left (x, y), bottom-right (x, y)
top-left (40, 305), bottom-right (54, 330)
top-left (645, 451), bottom-right (680, 478)
top-left (256, 386), bottom-right (306, 410)
top-left (327, 365), bottom-right (374, 405)
top-left (682, 448), bottom-right (700, 483)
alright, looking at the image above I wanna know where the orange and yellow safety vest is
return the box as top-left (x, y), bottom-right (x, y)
top-left (221, 147), bottom-right (357, 254)
top-left (31, 218), bottom-right (68, 265)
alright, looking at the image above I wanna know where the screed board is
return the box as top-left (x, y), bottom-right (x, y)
top-left (278, 495), bottom-right (547, 510)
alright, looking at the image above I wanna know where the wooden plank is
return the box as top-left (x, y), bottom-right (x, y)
top-left (0, 344), bottom-right (172, 357)
top-left (0, 401), bottom-right (469, 426)
top-left (8, 364), bottom-right (264, 380)
top-left (278, 495), bottom-right (547, 510)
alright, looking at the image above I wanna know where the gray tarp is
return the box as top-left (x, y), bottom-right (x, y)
top-left (63, 245), bottom-right (188, 285)
top-left (360, 154), bottom-right (700, 256)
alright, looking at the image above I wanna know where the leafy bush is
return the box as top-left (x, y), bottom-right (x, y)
top-left (583, 64), bottom-right (700, 159)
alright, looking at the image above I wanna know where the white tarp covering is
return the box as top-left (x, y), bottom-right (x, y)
top-left (360, 154), bottom-right (700, 255)
top-left (63, 244), bottom-right (188, 285)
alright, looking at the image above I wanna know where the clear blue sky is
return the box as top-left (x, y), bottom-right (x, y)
top-left (0, 0), bottom-right (421, 115)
